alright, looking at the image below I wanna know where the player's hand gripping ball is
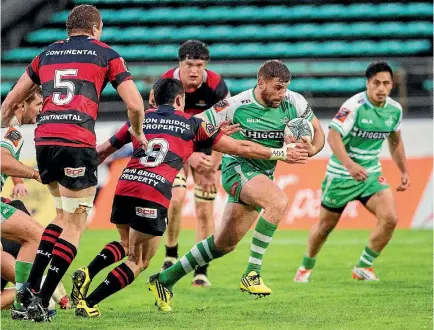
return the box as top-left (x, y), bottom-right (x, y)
top-left (284, 118), bottom-right (314, 142)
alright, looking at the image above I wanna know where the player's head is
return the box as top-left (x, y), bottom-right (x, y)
top-left (257, 60), bottom-right (291, 108)
top-left (178, 40), bottom-right (210, 90)
top-left (153, 78), bottom-right (185, 111)
top-left (10, 85), bottom-right (43, 125)
top-left (66, 5), bottom-right (103, 40)
top-left (365, 61), bottom-right (394, 105)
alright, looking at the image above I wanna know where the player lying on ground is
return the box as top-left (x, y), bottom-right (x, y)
top-left (147, 60), bottom-right (325, 312)
top-left (294, 61), bottom-right (410, 283)
top-left (70, 77), bottom-right (308, 317)
top-left (149, 40), bottom-right (230, 286)
top-left (0, 87), bottom-right (45, 319)
top-left (1, 5), bottom-right (147, 322)
top-left (0, 199), bottom-right (70, 311)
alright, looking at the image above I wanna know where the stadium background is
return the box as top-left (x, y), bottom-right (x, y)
top-left (1, 0), bottom-right (432, 230)
top-left (1, 1), bottom-right (433, 329)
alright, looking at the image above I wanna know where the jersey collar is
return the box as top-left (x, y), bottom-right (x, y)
top-left (158, 105), bottom-right (175, 113)
top-left (363, 91), bottom-right (388, 109)
top-left (251, 87), bottom-right (265, 109)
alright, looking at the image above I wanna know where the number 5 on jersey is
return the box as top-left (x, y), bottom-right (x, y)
top-left (52, 69), bottom-right (78, 105)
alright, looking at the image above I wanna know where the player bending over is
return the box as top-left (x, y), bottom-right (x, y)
top-left (147, 60), bottom-right (325, 312)
top-left (294, 61), bottom-right (410, 283)
top-left (1, 4), bottom-right (146, 322)
top-left (71, 78), bottom-right (308, 317)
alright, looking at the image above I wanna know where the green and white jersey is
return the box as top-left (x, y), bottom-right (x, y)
top-left (0, 126), bottom-right (24, 190)
top-left (327, 91), bottom-right (402, 179)
top-left (198, 88), bottom-right (315, 175)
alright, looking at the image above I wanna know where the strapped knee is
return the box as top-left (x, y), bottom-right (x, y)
top-left (173, 173), bottom-right (187, 188)
top-left (194, 184), bottom-right (217, 203)
top-left (61, 196), bottom-right (95, 214)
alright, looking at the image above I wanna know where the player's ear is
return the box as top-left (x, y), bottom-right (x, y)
top-left (257, 78), bottom-right (266, 90)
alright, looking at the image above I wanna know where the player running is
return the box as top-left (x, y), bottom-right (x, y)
top-left (150, 40), bottom-right (230, 286)
top-left (1, 5), bottom-right (146, 322)
top-left (0, 87), bottom-right (44, 319)
top-left (147, 60), bottom-right (325, 312)
top-left (72, 78), bottom-right (308, 317)
top-left (294, 61), bottom-right (410, 283)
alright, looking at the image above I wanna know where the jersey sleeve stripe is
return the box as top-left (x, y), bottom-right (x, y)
top-left (329, 122), bottom-right (344, 135)
top-left (205, 110), bottom-right (217, 126)
top-left (0, 142), bottom-right (16, 156)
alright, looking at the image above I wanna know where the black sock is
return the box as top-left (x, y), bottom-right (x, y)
top-left (39, 238), bottom-right (77, 308)
top-left (166, 244), bottom-right (178, 258)
top-left (27, 224), bottom-right (63, 292)
top-left (85, 262), bottom-right (135, 307)
top-left (87, 241), bottom-right (126, 280)
top-left (194, 264), bottom-right (209, 276)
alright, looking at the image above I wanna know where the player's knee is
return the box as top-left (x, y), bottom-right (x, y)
top-left (268, 193), bottom-right (288, 216)
top-left (127, 254), bottom-right (143, 270)
top-left (61, 196), bottom-right (94, 215)
top-left (169, 193), bottom-right (186, 214)
top-left (380, 212), bottom-right (398, 230)
top-left (318, 220), bottom-right (337, 236)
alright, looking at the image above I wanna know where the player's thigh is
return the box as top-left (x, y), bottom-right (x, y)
top-left (364, 188), bottom-right (398, 224)
top-left (240, 174), bottom-right (287, 212)
top-left (1, 208), bottom-right (42, 244)
top-left (214, 202), bottom-right (259, 251)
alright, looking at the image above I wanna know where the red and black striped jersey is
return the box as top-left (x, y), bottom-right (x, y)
top-left (109, 105), bottom-right (223, 208)
top-left (160, 68), bottom-right (229, 116)
top-left (26, 35), bottom-right (132, 148)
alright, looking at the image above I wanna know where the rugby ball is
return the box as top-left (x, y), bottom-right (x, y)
top-left (284, 118), bottom-right (314, 142)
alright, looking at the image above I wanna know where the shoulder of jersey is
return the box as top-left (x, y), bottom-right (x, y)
top-left (341, 92), bottom-right (366, 111)
top-left (161, 68), bottom-right (176, 79)
top-left (230, 89), bottom-right (253, 106)
top-left (284, 90), bottom-right (308, 105)
top-left (386, 96), bottom-right (403, 112)
top-left (204, 69), bottom-right (223, 90)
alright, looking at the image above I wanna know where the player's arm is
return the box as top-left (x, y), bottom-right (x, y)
top-left (307, 116), bottom-right (325, 157)
top-left (387, 130), bottom-right (410, 191)
top-left (96, 122), bottom-right (132, 164)
top-left (212, 134), bottom-right (308, 163)
top-left (1, 148), bottom-right (40, 182)
top-left (292, 93), bottom-right (325, 157)
top-left (328, 106), bottom-right (367, 181)
top-left (1, 73), bottom-right (38, 127)
top-left (107, 54), bottom-right (146, 147)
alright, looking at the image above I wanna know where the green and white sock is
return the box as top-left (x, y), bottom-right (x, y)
top-left (244, 217), bottom-right (278, 275)
top-left (357, 246), bottom-right (380, 268)
top-left (14, 261), bottom-right (32, 308)
top-left (159, 235), bottom-right (223, 290)
top-left (301, 255), bottom-right (316, 269)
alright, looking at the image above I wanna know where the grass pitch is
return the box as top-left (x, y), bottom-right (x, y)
top-left (1, 229), bottom-right (432, 329)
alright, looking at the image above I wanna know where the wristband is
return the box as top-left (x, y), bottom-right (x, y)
top-left (269, 147), bottom-right (287, 160)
